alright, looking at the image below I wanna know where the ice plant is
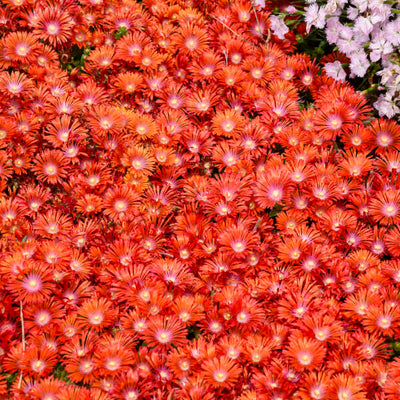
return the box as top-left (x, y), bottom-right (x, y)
top-left (0, 0), bottom-right (400, 399)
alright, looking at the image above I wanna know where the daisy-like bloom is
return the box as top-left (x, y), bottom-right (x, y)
top-left (60, 330), bottom-right (98, 383)
top-left (186, 86), bottom-right (220, 115)
top-left (24, 300), bottom-right (65, 331)
top-left (2, 31), bottom-right (37, 62)
top-left (32, 6), bottom-right (74, 46)
top-left (153, 146), bottom-right (176, 166)
top-left (217, 65), bottom-right (246, 89)
top-left (284, 334), bottom-right (326, 371)
top-left (171, 295), bottom-right (204, 324)
top-left (339, 151), bottom-right (373, 179)
top-left (0, 71), bottom-right (33, 96)
top-left (87, 104), bottom-right (126, 135)
top-left (0, 197), bottom-right (19, 227)
top-left (212, 143), bottom-right (241, 170)
top-left (76, 80), bottom-right (110, 106)
top-left (176, 23), bottom-right (209, 56)
top-left (86, 46), bottom-right (115, 71)
top-left (157, 110), bottom-right (189, 138)
top-left (45, 115), bottom-right (87, 147)
top-left (112, 370), bottom-right (148, 400)
top-left (277, 278), bottom-right (321, 321)
top-left (309, 176), bottom-right (339, 203)
top-left (341, 124), bottom-right (372, 151)
top-left (296, 370), bottom-right (332, 400)
top-left (75, 194), bottom-right (104, 215)
top-left (376, 150), bottom-right (400, 176)
top-left (328, 373), bottom-right (366, 400)
top-left (29, 377), bottom-right (66, 400)
top-left (33, 210), bottom-right (72, 238)
top-left (211, 109), bottom-right (245, 139)
top-left (151, 258), bottom-right (194, 289)
top-left (254, 168), bottom-right (293, 209)
top-left (262, 92), bottom-right (300, 120)
top-left (47, 94), bottom-right (84, 116)
top-left (369, 119), bottom-right (400, 153)
top-left (120, 146), bottom-right (156, 176)
top-left (141, 316), bottom-right (187, 348)
top-left (302, 313), bottom-right (344, 343)
top-left (32, 149), bottom-right (68, 184)
top-left (210, 172), bottom-right (252, 206)
top-left (103, 185), bottom-right (139, 220)
top-left (158, 83), bottom-right (186, 111)
top-left (386, 227), bottom-right (400, 257)
top-left (218, 221), bottom-right (259, 257)
top-left (104, 239), bottom-right (143, 267)
top-left (189, 51), bottom-right (223, 81)
top-left (7, 261), bottom-right (54, 304)
top-left (115, 31), bottom-right (151, 62)
top-left (68, 250), bottom-right (92, 280)
top-left (243, 57), bottom-right (275, 85)
top-left (16, 184), bottom-right (50, 217)
top-left (181, 127), bottom-right (214, 162)
top-left (112, 71), bottom-right (144, 96)
top-left (22, 345), bottom-right (58, 377)
top-left (363, 302), bottom-right (400, 336)
top-left (370, 189), bottom-right (400, 226)
top-left (94, 334), bottom-right (134, 377)
top-left (62, 280), bottom-right (93, 308)
top-left (136, 46), bottom-right (165, 71)
top-left (243, 334), bottom-right (273, 365)
top-left (314, 104), bottom-right (351, 141)
top-left (382, 260), bottom-right (400, 283)
top-left (126, 112), bottom-right (156, 140)
top-left (354, 331), bottom-right (391, 360)
top-left (121, 309), bottom-right (148, 336)
top-left (77, 297), bottom-right (114, 332)
top-left (202, 356), bottom-right (240, 388)
top-left (80, 161), bottom-right (112, 191)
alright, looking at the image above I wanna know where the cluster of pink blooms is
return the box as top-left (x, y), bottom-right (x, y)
top-left (270, 0), bottom-right (400, 118)
top-left (0, 0), bottom-right (400, 399)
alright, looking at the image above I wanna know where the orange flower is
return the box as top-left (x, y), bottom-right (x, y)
top-left (202, 356), bottom-right (240, 388)
top-left (32, 149), bottom-right (68, 184)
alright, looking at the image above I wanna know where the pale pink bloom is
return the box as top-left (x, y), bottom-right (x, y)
top-left (305, 4), bottom-right (326, 32)
top-left (324, 61), bottom-right (346, 81)
top-left (374, 94), bottom-right (400, 118)
top-left (349, 50), bottom-right (369, 77)
top-left (269, 15), bottom-right (289, 40)
top-left (253, 0), bottom-right (265, 8)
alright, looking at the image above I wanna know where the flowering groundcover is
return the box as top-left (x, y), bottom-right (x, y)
top-left (270, 0), bottom-right (400, 118)
top-left (0, 0), bottom-right (400, 399)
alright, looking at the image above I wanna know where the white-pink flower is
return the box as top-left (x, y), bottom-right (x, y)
top-left (324, 61), bottom-right (346, 81)
top-left (269, 15), bottom-right (289, 40)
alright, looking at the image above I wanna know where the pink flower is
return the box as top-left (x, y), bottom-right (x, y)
top-left (269, 15), bottom-right (289, 40)
top-left (326, 17), bottom-right (341, 44)
top-left (324, 61), bottom-right (346, 81)
top-left (374, 95), bottom-right (400, 118)
top-left (253, 0), bottom-right (265, 8)
top-left (305, 4), bottom-right (326, 32)
top-left (349, 50), bottom-right (370, 77)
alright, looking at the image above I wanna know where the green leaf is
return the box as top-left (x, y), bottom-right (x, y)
top-left (114, 27), bottom-right (128, 40)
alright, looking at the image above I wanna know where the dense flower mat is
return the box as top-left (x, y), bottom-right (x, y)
top-left (0, 0), bottom-right (400, 399)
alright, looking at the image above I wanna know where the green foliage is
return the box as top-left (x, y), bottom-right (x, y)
top-left (3, 371), bottom-right (18, 389)
top-left (114, 26), bottom-right (128, 40)
top-left (52, 363), bottom-right (74, 384)
top-left (60, 44), bottom-right (92, 73)
top-left (295, 29), bottom-right (334, 61)
top-left (187, 324), bottom-right (201, 340)
top-left (269, 204), bottom-right (283, 217)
